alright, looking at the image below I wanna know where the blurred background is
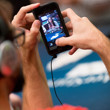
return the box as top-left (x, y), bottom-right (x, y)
top-left (11, 0), bottom-right (110, 110)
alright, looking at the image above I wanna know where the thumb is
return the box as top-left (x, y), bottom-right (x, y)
top-left (30, 20), bottom-right (40, 38)
top-left (56, 36), bottom-right (75, 46)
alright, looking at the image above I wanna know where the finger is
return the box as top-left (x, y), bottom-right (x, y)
top-left (30, 20), bottom-right (40, 39)
top-left (66, 21), bottom-right (73, 30)
top-left (16, 3), bottom-right (40, 21)
top-left (56, 37), bottom-right (74, 46)
top-left (69, 46), bottom-right (78, 55)
top-left (25, 13), bottom-right (35, 23)
top-left (62, 8), bottom-right (80, 20)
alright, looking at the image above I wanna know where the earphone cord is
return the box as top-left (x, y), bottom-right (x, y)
top-left (51, 55), bottom-right (63, 105)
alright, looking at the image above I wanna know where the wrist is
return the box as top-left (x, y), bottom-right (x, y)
top-left (21, 49), bottom-right (44, 78)
top-left (92, 28), bottom-right (107, 54)
top-left (95, 32), bottom-right (110, 59)
top-left (19, 47), bottom-right (39, 64)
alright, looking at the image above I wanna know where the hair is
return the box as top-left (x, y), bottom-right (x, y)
top-left (0, 0), bottom-right (13, 20)
top-left (0, 0), bottom-right (14, 44)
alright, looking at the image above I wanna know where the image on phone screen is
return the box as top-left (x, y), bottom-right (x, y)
top-left (38, 10), bottom-right (66, 50)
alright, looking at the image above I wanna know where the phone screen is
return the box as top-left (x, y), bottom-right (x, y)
top-left (38, 10), bottom-right (66, 50)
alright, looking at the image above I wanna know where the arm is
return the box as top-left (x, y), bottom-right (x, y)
top-left (96, 33), bottom-right (110, 75)
top-left (12, 4), bottom-right (53, 110)
top-left (22, 48), bottom-right (53, 110)
top-left (56, 8), bottom-right (110, 76)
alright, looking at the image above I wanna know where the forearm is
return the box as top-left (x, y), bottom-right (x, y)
top-left (22, 49), bottom-right (53, 110)
top-left (95, 32), bottom-right (110, 76)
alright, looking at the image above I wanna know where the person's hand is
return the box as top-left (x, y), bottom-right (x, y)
top-left (56, 8), bottom-right (106, 55)
top-left (12, 3), bottom-right (40, 30)
top-left (11, 3), bottom-right (41, 61)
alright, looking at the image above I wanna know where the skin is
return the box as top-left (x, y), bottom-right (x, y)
top-left (12, 3), bottom-right (53, 110)
top-left (0, 1), bottom-right (22, 109)
top-left (0, 66), bottom-right (21, 110)
top-left (0, 79), bottom-right (12, 110)
top-left (56, 8), bottom-right (110, 75)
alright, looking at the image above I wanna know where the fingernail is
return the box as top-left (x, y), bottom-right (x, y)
top-left (35, 20), bottom-right (40, 25)
top-left (33, 3), bottom-right (40, 5)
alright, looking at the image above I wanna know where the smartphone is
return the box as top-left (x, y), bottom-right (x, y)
top-left (33, 2), bottom-right (72, 56)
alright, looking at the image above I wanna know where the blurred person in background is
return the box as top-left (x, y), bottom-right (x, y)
top-left (0, 1), bottom-right (53, 110)
top-left (0, 0), bottom-right (23, 110)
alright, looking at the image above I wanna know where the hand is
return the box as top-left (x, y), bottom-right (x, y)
top-left (12, 3), bottom-right (40, 30)
top-left (11, 3), bottom-right (41, 60)
top-left (56, 8), bottom-right (105, 55)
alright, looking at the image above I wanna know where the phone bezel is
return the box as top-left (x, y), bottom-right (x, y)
top-left (33, 2), bottom-right (72, 56)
